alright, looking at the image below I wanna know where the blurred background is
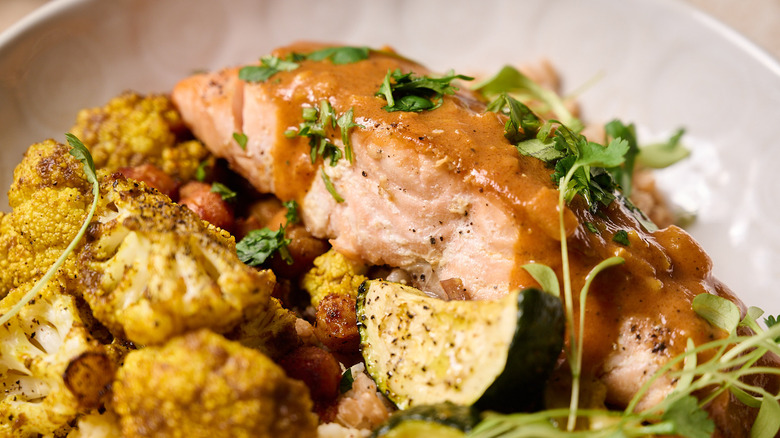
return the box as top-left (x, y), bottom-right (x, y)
top-left (2, 0), bottom-right (780, 62)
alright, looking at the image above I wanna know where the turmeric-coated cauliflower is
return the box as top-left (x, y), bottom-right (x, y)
top-left (113, 329), bottom-right (318, 438)
top-left (69, 91), bottom-right (209, 181)
top-left (76, 172), bottom-right (277, 345)
top-left (0, 282), bottom-right (114, 437)
top-left (0, 140), bottom-right (93, 298)
top-left (302, 249), bottom-right (368, 307)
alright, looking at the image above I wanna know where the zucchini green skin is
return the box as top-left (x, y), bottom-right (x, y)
top-left (371, 402), bottom-right (478, 438)
top-left (357, 280), bottom-right (564, 412)
top-left (475, 286), bottom-right (565, 412)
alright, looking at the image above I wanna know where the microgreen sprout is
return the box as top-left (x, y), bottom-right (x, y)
top-left (0, 134), bottom-right (100, 326)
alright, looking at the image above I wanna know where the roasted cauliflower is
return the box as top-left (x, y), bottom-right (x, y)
top-left (0, 140), bottom-right (93, 298)
top-left (0, 282), bottom-right (113, 437)
top-left (113, 329), bottom-right (318, 438)
top-left (69, 91), bottom-right (209, 181)
top-left (301, 249), bottom-right (368, 307)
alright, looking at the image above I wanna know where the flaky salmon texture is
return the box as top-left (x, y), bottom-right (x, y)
top-left (172, 42), bottom-right (779, 436)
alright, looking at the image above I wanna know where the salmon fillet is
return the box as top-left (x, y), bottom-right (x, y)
top-left (172, 42), bottom-right (776, 430)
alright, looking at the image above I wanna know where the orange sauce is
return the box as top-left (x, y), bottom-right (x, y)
top-left (256, 42), bottom-right (732, 374)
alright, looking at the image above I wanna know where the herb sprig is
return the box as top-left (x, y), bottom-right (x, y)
top-left (284, 99), bottom-right (362, 166)
top-left (239, 46), bottom-right (370, 83)
top-left (236, 200), bottom-right (300, 266)
top-left (0, 134), bottom-right (100, 326)
top-left (376, 69), bottom-right (473, 112)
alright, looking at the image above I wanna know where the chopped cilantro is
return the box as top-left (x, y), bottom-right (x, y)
top-left (286, 100), bottom-right (361, 165)
top-left (612, 230), bottom-right (630, 246)
top-left (236, 200), bottom-right (301, 267)
top-left (239, 55), bottom-right (300, 83)
top-left (584, 222), bottom-right (600, 234)
top-left (236, 228), bottom-right (292, 266)
top-left (475, 65), bottom-right (582, 131)
top-left (195, 161), bottom-right (208, 182)
top-left (240, 46), bottom-right (370, 84)
top-left (306, 46), bottom-right (370, 64)
top-left (604, 120), bottom-right (640, 196)
top-left (321, 169), bottom-right (344, 203)
top-left (339, 368), bottom-right (355, 394)
top-left (233, 132), bottom-right (248, 150)
top-left (486, 93), bottom-right (543, 144)
top-left (283, 199), bottom-right (300, 224)
top-left (376, 69), bottom-right (473, 112)
top-left (210, 182), bottom-right (237, 202)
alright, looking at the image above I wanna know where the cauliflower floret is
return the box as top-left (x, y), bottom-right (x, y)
top-left (225, 296), bottom-right (302, 360)
top-left (0, 282), bottom-right (114, 437)
top-left (69, 91), bottom-right (209, 181)
top-left (302, 249), bottom-right (368, 307)
top-left (0, 140), bottom-right (93, 298)
top-left (113, 329), bottom-right (318, 438)
top-left (67, 410), bottom-right (122, 438)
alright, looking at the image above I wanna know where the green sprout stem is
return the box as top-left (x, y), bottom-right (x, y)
top-left (0, 137), bottom-right (99, 326)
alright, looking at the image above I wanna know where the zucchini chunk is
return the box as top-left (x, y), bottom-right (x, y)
top-left (357, 280), bottom-right (564, 412)
top-left (371, 402), bottom-right (478, 438)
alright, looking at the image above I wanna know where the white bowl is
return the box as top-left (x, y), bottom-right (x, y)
top-left (1, 0), bottom-right (779, 312)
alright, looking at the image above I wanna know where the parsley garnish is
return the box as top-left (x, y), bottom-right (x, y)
top-left (210, 182), bottom-right (237, 202)
top-left (306, 46), bottom-right (370, 64)
top-left (239, 46), bottom-right (370, 83)
top-left (474, 65), bottom-right (583, 132)
top-left (236, 228), bottom-right (292, 266)
top-left (239, 55), bottom-right (300, 83)
top-left (236, 200), bottom-right (299, 266)
top-left (233, 132), bottom-right (248, 150)
top-left (0, 134), bottom-right (100, 326)
top-left (321, 169), bottom-right (344, 203)
top-left (283, 199), bottom-right (300, 224)
top-left (286, 100), bottom-right (361, 165)
top-left (604, 120), bottom-right (640, 196)
top-left (376, 69), bottom-right (473, 112)
top-left (612, 229), bottom-right (630, 246)
top-left (339, 368), bottom-right (355, 394)
top-left (195, 161), bottom-right (208, 182)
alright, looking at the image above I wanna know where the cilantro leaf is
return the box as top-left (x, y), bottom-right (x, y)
top-left (661, 395), bottom-right (715, 438)
top-left (474, 65), bottom-right (582, 131)
top-left (233, 132), bottom-right (248, 150)
top-left (376, 69), bottom-right (473, 112)
top-left (283, 200), bottom-right (300, 224)
top-left (210, 182), bottom-right (237, 202)
top-left (487, 93), bottom-right (542, 143)
top-left (604, 120), bottom-right (640, 196)
top-left (236, 228), bottom-right (292, 266)
top-left (336, 107), bottom-right (362, 163)
top-left (339, 368), bottom-right (355, 394)
top-left (612, 230), bottom-right (630, 246)
top-left (239, 55), bottom-right (300, 83)
top-left (306, 46), bottom-right (370, 64)
top-left (195, 160), bottom-right (208, 182)
top-left (321, 169), bottom-right (344, 203)
top-left (286, 100), bottom-right (360, 166)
